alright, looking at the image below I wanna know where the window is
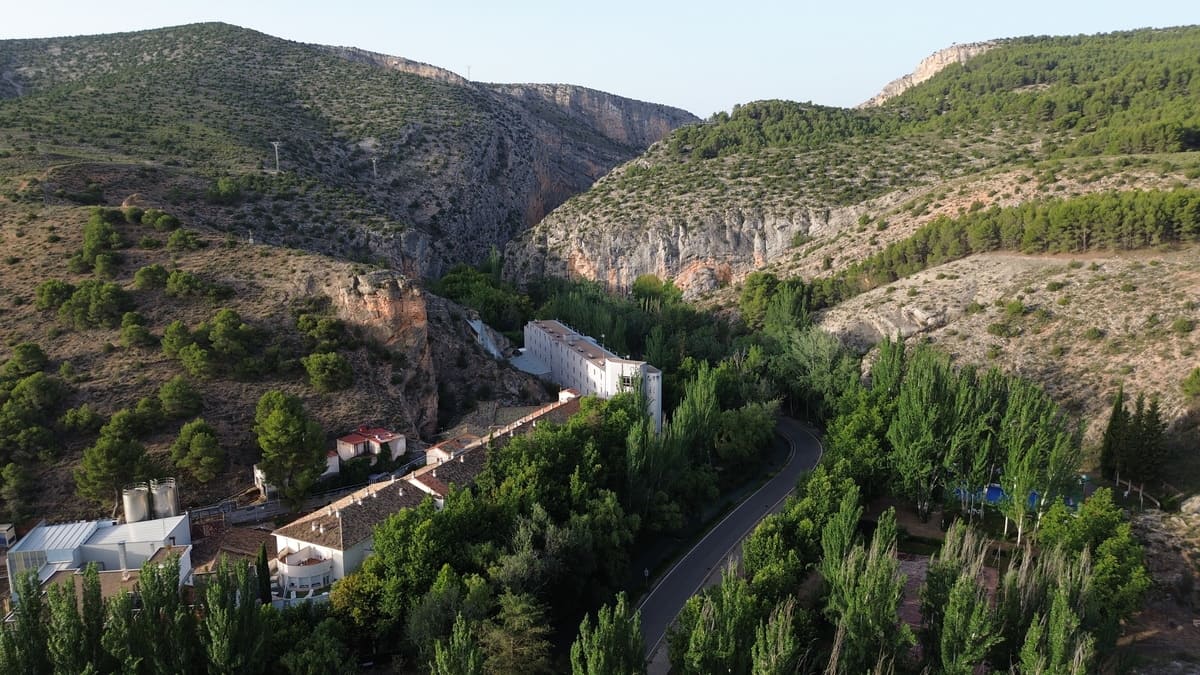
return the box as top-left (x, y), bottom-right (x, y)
top-left (620, 375), bottom-right (633, 390)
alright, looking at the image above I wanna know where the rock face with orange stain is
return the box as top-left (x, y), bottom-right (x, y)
top-left (329, 271), bottom-right (544, 436)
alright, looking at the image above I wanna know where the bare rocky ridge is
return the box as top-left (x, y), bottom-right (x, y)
top-left (857, 41), bottom-right (998, 108)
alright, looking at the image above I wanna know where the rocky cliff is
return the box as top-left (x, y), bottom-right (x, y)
top-left (858, 41), bottom-right (997, 107)
top-left (329, 271), bottom-right (543, 436)
top-left (505, 197), bottom-right (862, 296)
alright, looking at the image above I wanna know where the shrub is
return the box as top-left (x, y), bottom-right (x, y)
top-left (58, 281), bottom-right (132, 329)
top-left (123, 206), bottom-right (144, 224)
top-left (34, 279), bottom-right (75, 311)
top-left (120, 312), bottom-right (156, 348)
top-left (1184, 367), bottom-right (1200, 400)
top-left (59, 404), bottom-right (104, 434)
top-left (178, 343), bottom-right (214, 378)
top-left (1004, 300), bottom-right (1026, 317)
top-left (158, 375), bottom-right (202, 419)
top-left (1083, 327), bottom-right (1104, 340)
top-left (133, 264), bottom-right (168, 290)
top-left (987, 322), bottom-right (1017, 338)
top-left (138, 236), bottom-right (163, 249)
top-left (1046, 281), bottom-right (1065, 292)
top-left (154, 214), bottom-right (181, 231)
top-left (1172, 318), bottom-right (1195, 334)
top-left (2, 342), bottom-right (48, 380)
top-left (301, 352), bottom-right (354, 392)
top-left (166, 229), bottom-right (201, 251)
top-left (161, 320), bottom-right (193, 358)
top-left (165, 269), bottom-right (206, 297)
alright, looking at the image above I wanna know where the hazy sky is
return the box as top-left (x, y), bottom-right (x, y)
top-left (3, 1), bottom-right (1196, 116)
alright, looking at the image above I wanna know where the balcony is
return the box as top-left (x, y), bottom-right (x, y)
top-left (277, 546), bottom-right (332, 584)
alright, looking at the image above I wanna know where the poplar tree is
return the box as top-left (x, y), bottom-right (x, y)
top-left (431, 614), bottom-right (484, 675)
top-left (570, 593), bottom-right (645, 675)
top-left (750, 597), bottom-right (802, 675)
top-left (939, 574), bottom-right (1001, 675)
top-left (887, 347), bottom-right (951, 521)
top-left (47, 580), bottom-right (86, 675)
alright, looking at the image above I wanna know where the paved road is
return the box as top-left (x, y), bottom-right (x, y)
top-left (637, 417), bottom-right (823, 671)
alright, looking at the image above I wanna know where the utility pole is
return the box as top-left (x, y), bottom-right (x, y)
top-left (270, 141), bottom-right (282, 173)
top-left (371, 157), bottom-right (378, 179)
top-left (467, 65), bottom-right (471, 80)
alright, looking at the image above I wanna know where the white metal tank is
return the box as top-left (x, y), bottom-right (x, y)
top-left (149, 478), bottom-right (179, 519)
top-left (122, 483), bottom-right (150, 523)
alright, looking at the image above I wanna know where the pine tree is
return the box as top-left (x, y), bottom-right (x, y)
top-left (479, 592), bottom-right (553, 675)
top-left (570, 592), bottom-right (645, 675)
top-left (254, 390), bottom-right (326, 506)
top-left (1098, 386), bottom-right (1127, 479)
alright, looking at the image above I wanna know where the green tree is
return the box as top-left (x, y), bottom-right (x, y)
top-left (75, 425), bottom-right (146, 508)
top-left (432, 614), bottom-right (484, 675)
top-left (159, 375), bottom-right (203, 419)
top-left (300, 352), bottom-right (353, 392)
top-left (202, 558), bottom-right (266, 675)
top-left (161, 320), bottom-right (193, 357)
top-left (253, 391), bottom-right (325, 505)
top-left (939, 573), bottom-right (1002, 675)
top-left (750, 597), bottom-right (803, 675)
top-left (479, 592), bottom-right (552, 675)
top-left (133, 264), bottom-right (168, 290)
top-left (256, 544), bottom-right (272, 604)
top-left (34, 280), bottom-right (75, 311)
top-left (886, 347), bottom-right (952, 521)
top-left (0, 463), bottom-right (31, 522)
top-left (570, 592), bottom-right (645, 675)
top-left (669, 565), bottom-right (759, 675)
top-left (119, 311), bottom-right (156, 349)
top-left (9, 570), bottom-right (50, 675)
top-left (171, 418), bottom-right (224, 483)
top-left (3, 342), bottom-right (48, 380)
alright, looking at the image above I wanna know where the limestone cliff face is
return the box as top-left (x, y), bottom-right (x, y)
top-left (858, 41), bottom-right (997, 108)
top-left (327, 271), bottom-right (543, 435)
top-left (330, 272), bottom-right (439, 435)
top-left (321, 46), bottom-right (468, 85)
top-left (486, 83), bottom-right (699, 150)
top-left (506, 204), bottom-right (862, 296)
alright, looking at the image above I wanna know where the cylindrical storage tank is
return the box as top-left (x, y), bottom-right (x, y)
top-left (122, 483), bottom-right (150, 523)
top-left (149, 478), bottom-right (179, 519)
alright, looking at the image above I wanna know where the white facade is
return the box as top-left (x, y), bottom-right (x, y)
top-left (523, 320), bottom-right (662, 431)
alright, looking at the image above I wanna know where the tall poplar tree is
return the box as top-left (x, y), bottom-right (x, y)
top-left (570, 593), bottom-right (645, 675)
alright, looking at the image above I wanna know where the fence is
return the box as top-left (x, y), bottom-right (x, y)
top-left (1113, 472), bottom-right (1162, 509)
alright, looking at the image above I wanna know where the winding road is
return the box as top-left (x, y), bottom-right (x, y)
top-left (637, 417), bottom-right (823, 673)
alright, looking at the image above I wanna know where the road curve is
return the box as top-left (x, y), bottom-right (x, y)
top-left (637, 417), bottom-right (823, 668)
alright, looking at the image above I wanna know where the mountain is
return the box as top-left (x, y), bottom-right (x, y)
top-left (506, 26), bottom-right (1200, 295)
top-left (0, 22), bottom-right (698, 276)
top-left (503, 26), bottom-right (1200, 448)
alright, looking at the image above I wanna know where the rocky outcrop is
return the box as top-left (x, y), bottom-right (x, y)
top-left (486, 83), bottom-right (699, 150)
top-left (327, 271), bottom-right (544, 435)
top-left (858, 41), bottom-right (997, 107)
top-left (321, 46), bottom-right (468, 85)
top-left (506, 203), bottom-right (861, 296)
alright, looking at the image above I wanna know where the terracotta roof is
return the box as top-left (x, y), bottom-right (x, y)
top-left (430, 434), bottom-right (480, 454)
top-left (409, 447), bottom-right (488, 498)
top-left (272, 479), bottom-right (427, 551)
top-left (191, 527), bottom-right (273, 573)
top-left (338, 426), bottom-right (400, 445)
top-left (338, 433), bottom-right (368, 445)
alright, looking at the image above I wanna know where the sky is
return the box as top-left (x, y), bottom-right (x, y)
top-left (2, 1), bottom-right (1197, 117)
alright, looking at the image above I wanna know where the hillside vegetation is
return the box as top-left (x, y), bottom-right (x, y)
top-left (0, 22), bottom-right (696, 276)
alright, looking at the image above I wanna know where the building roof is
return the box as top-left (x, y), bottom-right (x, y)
top-left (409, 446), bottom-right (488, 498)
top-left (273, 478), bottom-right (427, 552)
top-left (339, 426), bottom-right (401, 445)
top-left (191, 527), bottom-right (273, 574)
top-left (84, 515), bottom-right (187, 547)
top-left (7, 520), bottom-right (99, 554)
top-left (528, 320), bottom-right (649, 369)
top-left (428, 434), bottom-right (480, 455)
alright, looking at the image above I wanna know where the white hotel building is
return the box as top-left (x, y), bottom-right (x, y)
top-left (520, 320), bottom-right (663, 431)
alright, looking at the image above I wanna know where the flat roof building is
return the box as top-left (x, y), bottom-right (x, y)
top-left (520, 320), bottom-right (662, 431)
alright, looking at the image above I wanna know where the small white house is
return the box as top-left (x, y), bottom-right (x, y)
top-left (336, 426), bottom-right (406, 463)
